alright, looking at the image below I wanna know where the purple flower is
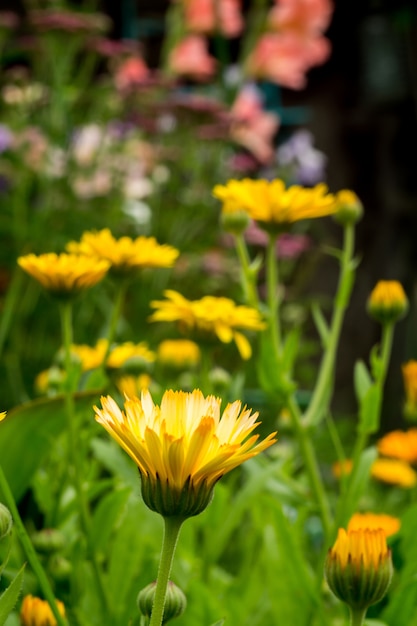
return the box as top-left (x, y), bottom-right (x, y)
top-left (0, 125), bottom-right (13, 153)
top-left (277, 129), bottom-right (327, 185)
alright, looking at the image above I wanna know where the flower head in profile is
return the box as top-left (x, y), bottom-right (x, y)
top-left (402, 361), bottom-right (417, 421)
top-left (17, 253), bottom-right (110, 297)
top-left (20, 595), bottom-right (66, 626)
top-left (377, 427), bottom-right (417, 464)
top-left (94, 389), bottom-right (277, 518)
top-left (325, 528), bottom-right (393, 611)
top-left (367, 280), bottom-right (408, 325)
top-left (213, 178), bottom-right (337, 232)
top-left (149, 289), bottom-right (265, 359)
top-left (67, 229), bottom-right (179, 276)
top-left (371, 458), bottom-right (417, 488)
top-left (347, 512), bottom-right (401, 538)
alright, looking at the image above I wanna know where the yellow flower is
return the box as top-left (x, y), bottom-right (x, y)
top-left (367, 280), bottom-right (408, 324)
top-left (325, 528), bottom-right (393, 611)
top-left (149, 290), bottom-right (266, 360)
top-left (332, 458), bottom-right (353, 479)
top-left (157, 339), bottom-right (201, 369)
top-left (213, 178), bottom-right (337, 230)
top-left (20, 595), bottom-right (66, 626)
top-left (347, 512), bottom-right (401, 538)
top-left (17, 253), bottom-right (109, 296)
top-left (333, 189), bottom-right (363, 226)
top-left (67, 228), bottom-right (179, 275)
top-left (94, 389), bottom-right (277, 517)
top-left (377, 428), bottom-right (417, 464)
top-left (402, 360), bottom-right (417, 420)
top-left (0, 411), bottom-right (6, 422)
top-left (71, 339), bottom-right (108, 371)
top-left (116, 374), bottom-right (152, 397)
top-left (371, 458), bottom-right (417, 488)
top-left (106, 342), bottom-right (156, 369)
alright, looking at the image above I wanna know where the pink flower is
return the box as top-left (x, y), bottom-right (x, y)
top-left (168, 36), bottom-right (216, 81)
top-left (229, 85), bottom-right (280, 163)
top-left (268, 0), bottom-right (333, 36)
top-left (245, 32), bottom-right (330, 89)
top-left (184, 0), bottom-right (243, 38)
top-left (114, 56), bottom-right (150, 91)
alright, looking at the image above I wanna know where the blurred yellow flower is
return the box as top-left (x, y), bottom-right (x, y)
top-left (116, 374), bottom-right (152, 397)
top-left (367, 280), bottom-right (408, 324)
top-left (20, 595), bottom-right (66, 626)
top-left (347, 512), bottom-right (401, 538)
top-left (71, 339), bottom-right (108, 371)
top-left (67, 228), bottom-right (179, 274)
top-left (371, 458), bottom-right (417, 488)
top-left (402, 360), bottom-right (417, 420)
top-left (333, 189), bottom-right (363, 225)
top-left (106, 341), bottom-right (156, 369)
top-left (157, 339), bottom-right (201, 369)
top-left (332, 458), bottom-right (353, 479)
top-left (377, 428), bottom-right (417, 464)
top-left (0, 411), bottom-right (6, 421)
top-left (213, 178), bottom-right (336, 229)
top-left (95, 389), bottom-right (277, 517)
top-left (17, 253), bottom-right (109, 296)
top-left (150, 290), bottom-right (265, 359)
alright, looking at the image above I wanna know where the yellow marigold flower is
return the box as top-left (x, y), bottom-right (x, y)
top-left (71, 338), bottom-right (108, 371)
top-left (20, 595), bottom-right (66, 626)
top-left (325, 528), bottom-right (393, 611)
top-left (106, 341), bottom-right (156, 369)
top-left (17, 253), bottom-right (109, 296)
top-left (347, 512), bottom-right (401, 538)
top-left (402, 360), bottom-right (417, 421)
top-left (94, 389), bottom-right (277, 518)
top-left (332, 458), bottom-right (353, 479)
top-left (377, 428), bottom-right (417, 464)
top-left (213, 178), bottom-right (336, 231)
top-left (367, 280), bottom-right (408, 324)
top-left (149, 290), bottom-right (266, 360)
top-left (116, 374), bottom-right (152, 397)
top-left (67, 228), bottom-right (179, 275)
top-left (371, 458), bottom-right (417, 488)
top-left (157, 339), bottom-right (201, 369)
top-left (0, 411), bottom-right (6, 422)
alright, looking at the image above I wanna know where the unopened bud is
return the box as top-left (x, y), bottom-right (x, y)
top-left (0, 503), bottom-right (12, 539)
top-left (137, 580), bottom-right (187, 623)
top-left (367, 280), bottom-right (408, 325)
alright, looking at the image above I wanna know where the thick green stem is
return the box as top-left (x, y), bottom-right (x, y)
top-left (349, 607), bottom-right (367, 626)
top-left (303, 224), bottom-right (355, 428)
top-left (59, 302), bottom-right (111, 616)
top-left (0, 464), bottom-right (67, 626)
top-left (149, 516), bottom-right (184, 626)
top-left (266, 234), bottom-right (281, 358)
top-left (234, 234), bottom-right (259, 309)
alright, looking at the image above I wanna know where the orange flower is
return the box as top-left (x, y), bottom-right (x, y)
top-left (347, 512), bottom-right (401, 538)
top-left (371, 458), bottom-right (417, 488)
top-left (377, 428), bottom-right (417, 464)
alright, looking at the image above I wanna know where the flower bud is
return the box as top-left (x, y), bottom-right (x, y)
top-left (220, 209), bottom-right (251, 235)
top-left (32, 529), bottom-right (66, 554)
top-left (137, 580), bottom-right (187, 623)
top-left (324, 528), bottom-right (393, 612)
top-left (0, 503), bottom-right (12, 539)
top-left (367, 280), bottom-right (408, 324)
top-left (333, 190), bottom-right (363, 226)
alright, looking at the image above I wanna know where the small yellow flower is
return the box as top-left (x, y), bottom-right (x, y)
top-left (402, 360), bottom-right (417, 420)
top-left (157, 339), bottom-right (201, 369)
top-left (371, 458), bottom-right (417, 488)
top-left (20, 595), bottom-right (66, 626)
top-left (325, 528), bottom-right (393, 611)
top-left (94, 389), bottom-right (277, 517)
top-left (106, 342), bottom-right (156, 369)
top-left (71, 339), bottom-right (108, 371)
top-left (0, 411), bottom-right (6, 422)
top-left (333, 189), bottom-right (363, 226)
top-left (67, 228), bottom-right (179, 275)
top-left (116, 374), bottom-right (152, 397)
top-left (213, 178), bottom-right (337, 231)
top-left (17, 253), bottom-right (109, 296)
top-left (149, 290), bottom-right (266, 360)
top-left (347, 512), bottom-right (401, 538)
top-left (367, 280), bottom-right (408, 324)
top-left (377, 428), bottom-right (417, 464)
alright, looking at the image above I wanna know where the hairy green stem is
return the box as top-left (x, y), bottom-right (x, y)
top-left (234, 234), bottom-right (259, 308)
top-left (266, 234), bottom-right (281, 358)
top-left (349, 607), bottom-right (367, 626)
top-left (149, 516), bottom-right (184, 626)
top-left (0, 464), bottom-right (67, 626)
top-left (303, 224), bottom-right (355, 428)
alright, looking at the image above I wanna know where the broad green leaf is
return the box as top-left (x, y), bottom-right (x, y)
top-left (0, 392), bottom-right (100, 501)
top-left (358, 384), bottom-right (382, 434)
top-left (90, 438), bottom-right (139, 490)
top-left (311, 303), bottom-right (330, 347)
top-left (209, 621), bottom-right (225, 625)
top-left (257, 331), bottom-right (294, 398)
top-left (338, 446), bottom-right (377, 524)
top-left (0, 564), bottom-right (25, 626)
top-left (354, 359), bottom-right (373, 403)
top-left (282, 327), bottom-right (301, 374)
top-left (90, 486), bottom-right (132, 553)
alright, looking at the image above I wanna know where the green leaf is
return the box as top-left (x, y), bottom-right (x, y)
top-left (340, 446), bottom-right (378, 523)
top-left (311, 303), bottom-right (330, 347)
top-left (358, 384), bottom-right (382, 435)
top-left (0, 564), bottom-right (25, 626)
top-left (90, 486), bottom-right (132, 553)
top-left (354, 359), bottom-right (373, 403)
top-left (256, 331), bottom-right (294, 399)
top-left (0, 392), bottom-right (100, 501)
top-left (282, 327), bottom-right (301, 374)
top-left (209, 621), bottom-right (225, 625)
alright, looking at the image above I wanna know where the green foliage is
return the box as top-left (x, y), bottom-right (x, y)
top-left (0, 565), bottom-right (25, 626)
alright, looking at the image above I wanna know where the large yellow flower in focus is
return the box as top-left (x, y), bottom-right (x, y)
top-left (18, 253), bottom-right (109, 296)
top-left (213, 178), bottom-right (337, 229)
top-left (20, 595), bottom-right (66, 626)
top-left (94, 389), bottom-right (277, 517)
top-left (149, 290), bottom-right (265, 359)
top-left (67, 228), bottom-right (179, 274)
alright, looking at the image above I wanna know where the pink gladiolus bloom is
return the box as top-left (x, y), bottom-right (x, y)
top-left (115, 56), bottom-right (150, 91)
top-left (246, 32), bottom-right (331, 90)
top-left (268, 0), bottom-right (333, 35)
top-left (184, 0), bottom-right (243, 38)
top-left (169, 36), bottom-right (216, 81)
